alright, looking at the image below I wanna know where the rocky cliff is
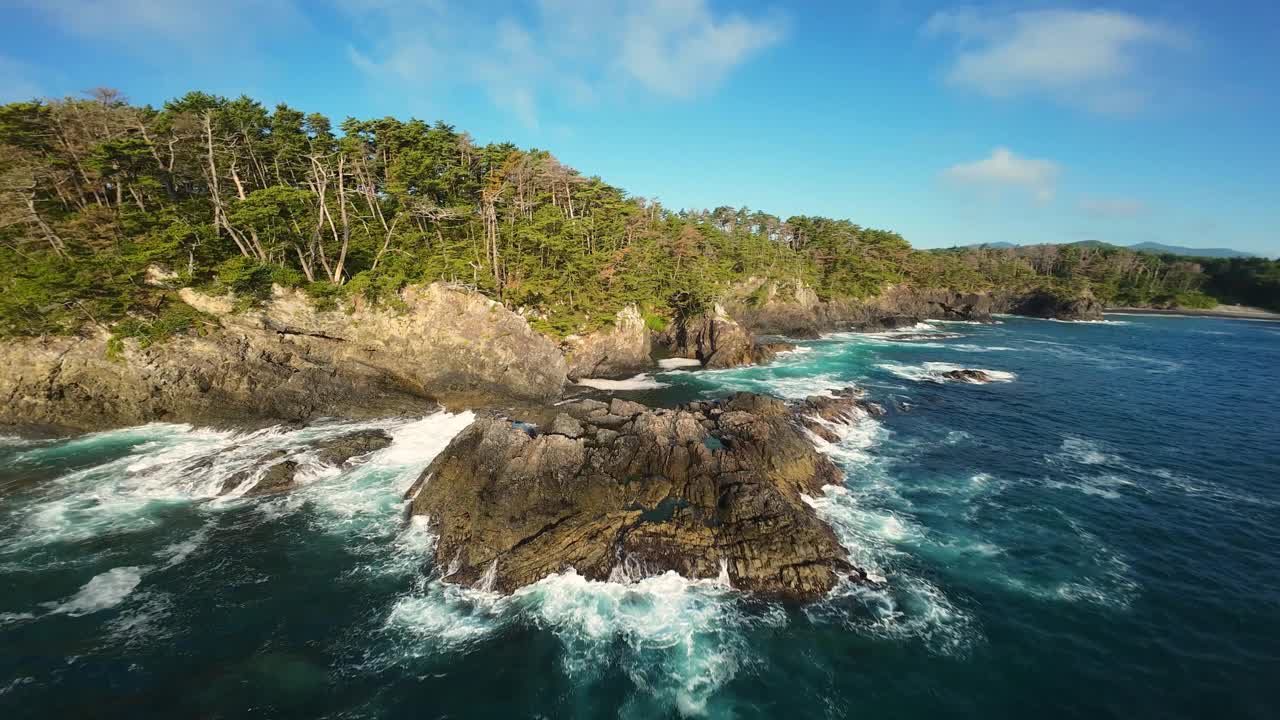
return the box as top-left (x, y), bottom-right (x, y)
top-left (405, 390), bottom-right (876, 600)
top-left (657, 304), bottom-right (779, 369)
top-left (1010, 289), bottom-right (1104, 321)
top-left (563, 305), bottom-right (654, 380)
top-left (725, 280), bottom-right (1101, 336)
top-left (0, 282), bottom-right (567, 432)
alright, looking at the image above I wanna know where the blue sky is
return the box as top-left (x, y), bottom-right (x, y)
top-left (1, 1), bottom-right (1276, 254)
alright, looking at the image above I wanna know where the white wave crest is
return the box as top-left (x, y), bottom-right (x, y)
top-left (46, 566), bottom-right (145, 616)
top-left (877, 362), bottom-right (1016, 384)
top-left (576, 374), bottom-right (670, 390)
top-left (3, 412), bottom-right (473, 554)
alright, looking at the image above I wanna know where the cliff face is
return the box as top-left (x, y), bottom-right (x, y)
top-left (0, 282), bottom-right (567, 432)
top-left (657, 304), bottom-right (777, 369)
top-left (725, 280), bottom-right (1100, 336)
top-left (563, 305), bottom-right (653, 380)
top-left (407, 391), bottom-right (876, 599)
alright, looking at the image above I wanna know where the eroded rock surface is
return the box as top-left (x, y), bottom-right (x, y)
top-left (564, 305), bottom-right (654, 380)
top-left (1011, 290), bottom-right (1104, 321)
top-left (0, 282), bottom-right (567, 431)
top-left (658, 304), bottom-right (776, 369)
top-left (407, 391), bottom-right (878, 600)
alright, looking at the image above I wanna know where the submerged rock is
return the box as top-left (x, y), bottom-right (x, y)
top-left (407, 390), bottom-right (877, 600)
top-left (314, 429), bottom-right (393, 466)
top-left (218, 450), bottom-right (298, 497)
top-left (940, 369), bottom-right (992, 384)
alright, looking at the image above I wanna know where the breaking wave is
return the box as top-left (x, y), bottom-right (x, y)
top-left (877, 362), bottom-right (1016, 384)
top-left (576, 374), bottom-right (671, 390)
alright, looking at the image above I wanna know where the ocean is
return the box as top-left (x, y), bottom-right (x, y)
top-left (2, 314), bottom-right (1277, 719)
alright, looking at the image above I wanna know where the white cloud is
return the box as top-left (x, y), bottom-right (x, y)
top-left (943, 147), bottom-right (1060, 203)
top-left (924, 8), bottom-right (1190, 113)
top-left (344, 0), bottom-right (785, 127)
top-left (618, 0), bottom-right (784, 97)
top-left (1079, 196), bottom-right (1149, 218)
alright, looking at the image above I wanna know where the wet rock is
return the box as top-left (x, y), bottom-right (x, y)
top-left (247, 460), bottom-right (300, 496)
top-left (411, 390), bottom-right (873, 600)
top-left (218, 450), bottom-right (296, 496)
top-left (940, 369), bottom-right (992, 384)
top-left (315, 429), bottom-right (393, 466)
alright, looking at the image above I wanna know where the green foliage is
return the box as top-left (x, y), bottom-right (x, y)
top-left (108, 299), bottom-right (214, 358)
top-left (643, 311), bottom-right (668, 333)
top-left (213, 256), bottom-right (274, 306)
top-left (1, 90), bottom-right (1276, 346)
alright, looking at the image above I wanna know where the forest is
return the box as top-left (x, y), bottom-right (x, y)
top-left (2, 90), bottom-right (1276, 344)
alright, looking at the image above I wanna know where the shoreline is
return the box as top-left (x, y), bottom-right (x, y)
top-left (1106, 306), bottom-right (1280, 321)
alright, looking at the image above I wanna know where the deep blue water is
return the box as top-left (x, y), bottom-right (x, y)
top-left (2, 314), bottom-right (1278, 718)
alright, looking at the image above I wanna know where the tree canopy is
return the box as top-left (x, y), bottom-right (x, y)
top-left (1, 90), bottom-right (1275, 342)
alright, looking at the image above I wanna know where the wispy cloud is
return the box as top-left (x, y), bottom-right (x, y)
top-left (923, 8), bottom-right (1191, 113)
top-left (943, 147), bottom-right (1060, 203)
top-left (343, 0), bottom-right (786, 127)
top-left (1079, 196), bottom-right (1149, 218)
top-left (19, 0), bottom-right (305, 49)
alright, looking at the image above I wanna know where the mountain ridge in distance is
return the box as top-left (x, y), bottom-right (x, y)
top-left (950, 240), bottom-right (1261, 259)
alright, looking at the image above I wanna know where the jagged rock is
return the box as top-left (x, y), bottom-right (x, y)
top-left (727, 282), bottom-right (1004, 337)
top-left (408, 391), bottom-right (872, 600)
top-left (0, 282), bottom-right (567, 432)
top-left (219, 450), bottom-right (296, 496)
top-left (564, 305), bottom-right (654, 380)
top-left (246, 460), bottom-right (300, 496)
top-left (658, 304), bottom-right (775, 369)
top-left (315, 429), bottom-right (393, 466)
top-left (940, 369), bottom-right (992, 383)
top-left (1011, 290), bottom-right (1104, 321)
top-left (852, 315), bottom-right (922, 332)
top-left (547, 413), bottom-right (585, 438)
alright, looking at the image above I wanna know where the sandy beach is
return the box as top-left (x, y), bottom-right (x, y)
top-left (1107, 305), bottom-right (1280, 321)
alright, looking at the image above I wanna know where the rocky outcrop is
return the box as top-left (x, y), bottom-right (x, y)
top-left (563, 305), bottom-right (654, 380)
top-left (0, 283), bottom-right (567, 432)
top-left (727, 280), bottom-right (1104, 334)
top-left (657, 304), bottom-right (775, 369)
top-left (1011, 289), bottom-right (1104, 321)
top-left (213, 429), bottom-right (394, 496)
top-left (940, 369), bottom-right (992, 384)
top-left (726, 281), bottom-right (1003, 337)
top-left (406, 391), bottom-right (877, 600)
top-left (315, 429), bottom-right (393, 466)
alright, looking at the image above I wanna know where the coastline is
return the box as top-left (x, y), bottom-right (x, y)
top-left (1106, 305), bottom-right (1280, 321)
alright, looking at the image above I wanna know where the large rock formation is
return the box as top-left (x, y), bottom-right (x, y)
top-left (1011, 289), bottom-right (1104, 321)
top-left (658, 304), bottom-right (775, 369)
top-left (563, 305), bottom-right (654, 380)
top-left (406, 390), bottom-right (877, 600)
top-left (0, 283), bottom-right (567, 432)
top-left (726, 279), bottom-right (1104, 334)
top-left (725, 281), bottom-right (1003, 337)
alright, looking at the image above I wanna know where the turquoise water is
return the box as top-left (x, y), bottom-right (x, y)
top-left (2, 315), bottom-right (1278, 718)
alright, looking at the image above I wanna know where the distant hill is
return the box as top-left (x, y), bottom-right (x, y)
top-left (951, 240), bottom-right (1261, 258)
top-left (1125, 242), bottom-right (1256, 259)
